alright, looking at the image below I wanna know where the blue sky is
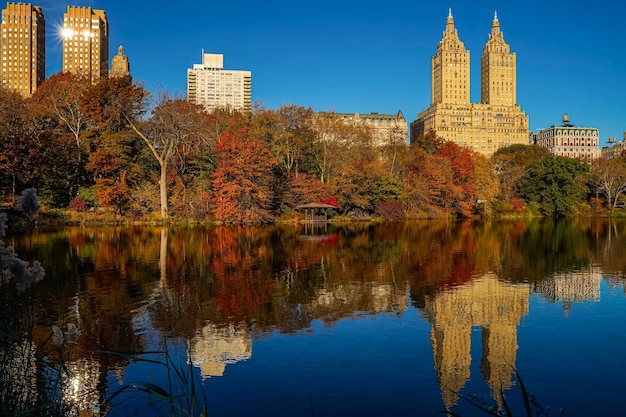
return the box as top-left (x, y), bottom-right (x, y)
top-left (37, 0), bottom-right (625, 146)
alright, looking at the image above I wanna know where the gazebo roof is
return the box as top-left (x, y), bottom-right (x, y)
top-left (295, 202), bottom-right (338, 209)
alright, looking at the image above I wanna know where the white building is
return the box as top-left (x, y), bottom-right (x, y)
top-left (187, 52), bottom-right (251, 112)
top-left (533, 114), bottom-right (600, 161)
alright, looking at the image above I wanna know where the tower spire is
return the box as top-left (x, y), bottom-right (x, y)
top-left (491, 11), bottom-right (501, 36)
top-left (446, 8), bottom-right (455, 32)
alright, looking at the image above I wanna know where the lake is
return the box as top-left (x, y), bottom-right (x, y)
top-left (1, 219), bottom-right (625, 416)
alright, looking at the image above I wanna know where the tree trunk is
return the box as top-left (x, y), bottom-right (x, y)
top-left (159, 161), bottom-right (168, 218)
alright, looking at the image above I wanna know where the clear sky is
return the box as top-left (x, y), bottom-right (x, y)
top-left (36, 0), bottom-right (626, 146)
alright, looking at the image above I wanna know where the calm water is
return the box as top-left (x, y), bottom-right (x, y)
top-left (2, 219), bottom-right (625, 416)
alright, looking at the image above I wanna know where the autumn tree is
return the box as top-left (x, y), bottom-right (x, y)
top-left (126, 97), bottom-right (214, 218)
top-left (491, 144), bottom-right (551, 205)
top-left (0, 87), bottom-right (38, 202)
top-left (334, 157), bottom-right (402, 217)
top-left (411, 130), bottom-right (445, 155)
top-left (309, 113), bottom-right (354, 184)
top-left (473, 152), bottom-right (500, 215)
top-left (212, 130), bottom-right (276, 223)
top-left (280, 173), bottom-right (333, 212)
top-left (437, 142), bottom-right (477, 218)
top-left (379, 125), bottom-right (409, 177)
top-left (250, 104), bottom-right (315, 179)
top-left (400, 145), bottom-right (453, 218)
top-left (83, 76), bottom-right (148, 213)
top-left (30, 72), bottom-right (93, 205)
top-left (589, 156), bottom-right (626, 213)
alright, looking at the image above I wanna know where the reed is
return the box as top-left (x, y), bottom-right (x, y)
top-left (441, 370), bottom-right (565, 417)
top-left (100, 346), bottom-right (210, 417)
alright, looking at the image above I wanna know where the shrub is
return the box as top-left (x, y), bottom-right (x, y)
top-left (374, 200), bottom-right (405, 221)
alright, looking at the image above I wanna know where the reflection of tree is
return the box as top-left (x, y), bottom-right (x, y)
top-left (6, 219), bottom-right (626, 415)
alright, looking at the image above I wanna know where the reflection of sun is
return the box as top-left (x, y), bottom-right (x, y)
top-left (62, 358), bottom-right (102, 416)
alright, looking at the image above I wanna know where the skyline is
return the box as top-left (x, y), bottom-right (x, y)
top-left (30, 0), bottom-right (626, 146)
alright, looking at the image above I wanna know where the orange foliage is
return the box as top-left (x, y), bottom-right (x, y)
top-left (212, 131), bottom-right (276, 223)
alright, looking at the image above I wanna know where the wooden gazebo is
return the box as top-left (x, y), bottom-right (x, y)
top-left (296, 202), bottom-right (337, 222)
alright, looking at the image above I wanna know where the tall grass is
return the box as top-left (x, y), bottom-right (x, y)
top-left (441, 370), bottom-right (565, 417)
top-left (101, 346), bottom-right (210, 417)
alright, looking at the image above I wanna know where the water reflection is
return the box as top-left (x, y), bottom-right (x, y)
top-left (2, 219), bottom-right (626, 415)
top-left (534, 267), bottom-right (601, 316)
top-left (191, 322), bottom-right (252, 379)
top-left (424, 274), bottom-right (530, 408)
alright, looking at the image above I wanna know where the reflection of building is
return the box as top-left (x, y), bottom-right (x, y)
top-left (601, 132), bottom-right (626, 159)
top-left (0, 2), bottom-right (45, 96)
top-left (410, 11), bottom-right (529, 155)
top-left (190, 322), bottom-right (252, 379)
top-left (110, 45), bottom-right (130, 78)
top-left (62, 6), bottom-right (109, 83)
top-left (533, 114), bottom-right (600, 161)
top-left (423, 274), bottom-right (530, 409)
top-left (534, 267), bottom-right (601, 316)
top-left (316, 111), bottom-right (408, 146)
top-left (309, 282), bottom-right (408, 322)
top-left (187, 52), bottom-right (252, 112)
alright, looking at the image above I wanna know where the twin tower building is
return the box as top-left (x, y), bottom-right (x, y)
top-left (411, 10), bottom-right (529, 155)
top-left (1, 3), bottom-right (129, 97)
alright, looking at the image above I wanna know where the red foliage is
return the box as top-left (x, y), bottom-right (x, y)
top-left (511, 198), bottom-right (527, 213)
top-left (320, 195), bottom-right (339, 208)
top-left (284, 173), bottom-right (331, 208)
top-left (321, 232), bottom-right (339, 246)
top-left (69, 196), bottom-right (89, 212)
top-left (436, 142), bottom-right (478, 218)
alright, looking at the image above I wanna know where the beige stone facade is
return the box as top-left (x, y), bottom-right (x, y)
top-left (601, 132), bottom-right (626, 158)
top-left (411, 11), bottom-right (529, 155)
top-left (1, 2), bottom-right (45, 96)
top-left (316, 110), bottom-right (408, 146)
top-left (110, 45), bottom-right (130, 78)
top-left (62, 6), bottom-right (109, 83)
top-left (187, 52), bottom-right (251, 112)
top-left (533, 114), bottom-right (600, 161)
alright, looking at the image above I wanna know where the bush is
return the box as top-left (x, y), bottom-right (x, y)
top-left (68, 196), bottom-right (90, 212)
top-left (375, 200), bottom-right (405, 221)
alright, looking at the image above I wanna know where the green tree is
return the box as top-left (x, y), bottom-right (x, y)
top-left (520, 155), bottom-right (590, 217)
top-left (492, 144), bottom-right (551, 203)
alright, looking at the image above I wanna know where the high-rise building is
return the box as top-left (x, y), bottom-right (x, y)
top-left (110, 44), bottom-right (130, 78)
top-left (411, 10), bottom-right (529, 155)
top-left (0, 2), bottom-right (45, 96)
top-left (61, 6), bottom-right (108, 83)
top-left (187, 52), bottom-right (251, 112)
